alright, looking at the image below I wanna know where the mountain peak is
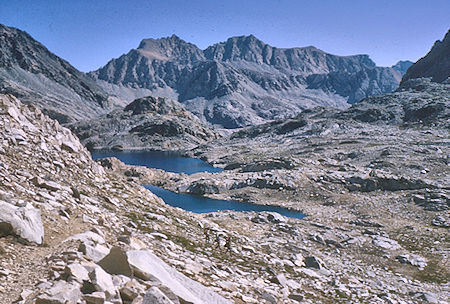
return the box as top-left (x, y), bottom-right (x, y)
top-left (138, 34), bottom-right (192, 50)
top-left (391, 60), bottom-right (414, 76)
top-left (136, 35), bottom-right (204, 63)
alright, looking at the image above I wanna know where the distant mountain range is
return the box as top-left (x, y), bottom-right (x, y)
top-left (1, 23), bottom-right (448, 130)
top-left (90, 34), bottom-right (404, 128)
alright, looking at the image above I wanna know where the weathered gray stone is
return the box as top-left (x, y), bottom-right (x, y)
top-left (83, 291), bottom-right (106, 304)
top-left (261, 292), bottom-right (277, 304)
top-left (288, 293), bottom-right (304, 302)
top-left (98, 247), bottom-right (133, 276)
top-left (79, 242), bottom-right (110, 263)
top-left (64, 263), bottom-right (89, 283)
top-left (35, 281), bottom-right (82, 304)
top-left (396, 254), bottom-right (427, 270)
top-left (431, 215), bottom-right (449, 228)
top-left (143, 287), bottom-right (175, 304)
top-left (30, 176), bottom-right (62, 191)
top-left (304, 256), bottom-right (323, 270)
top-left (266, 212), bottom-right (287, 224)
top-left (119, 280), bottom-right (146, 302)
top-left (65, 231), bottom-right (106, 244)
top-left (373, 236), bottom-right (401, 250)
top-left (89, 266), bottom-right (119, 301)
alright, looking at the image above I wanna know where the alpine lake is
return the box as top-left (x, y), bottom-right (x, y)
top-left (91, 150), bottom-right (305, 219)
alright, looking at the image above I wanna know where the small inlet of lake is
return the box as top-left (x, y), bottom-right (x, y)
top-left (91, 150), bottom-right (305, 219)
top-left (91, 150), bottom-right (223, 174)
top-left (145, 185), bottom-right (306, 219)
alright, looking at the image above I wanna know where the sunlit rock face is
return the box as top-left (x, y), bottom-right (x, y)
top-left (0, 24), bottom-right (111, 124)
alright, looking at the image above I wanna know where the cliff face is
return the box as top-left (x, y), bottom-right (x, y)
top-left (0, 24), bottom-right (110, 123)
top-left (91, 35), bottom-right (402, 128)
top-left (402, 30), bottom-right (450, 83)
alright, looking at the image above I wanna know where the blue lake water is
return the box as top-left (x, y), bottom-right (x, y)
top-left (91, 150), bottom-right (223, 174)
top-left (145, 185), bottom-right (306, 219)
top-left (92, 150), bottom-right (305, 219)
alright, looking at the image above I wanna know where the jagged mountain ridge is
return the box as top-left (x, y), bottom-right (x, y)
top-left (0, 24), bottom-right (110, 123)
top-left (402, 30), bottom-right (450, 83)
top-left (91, 34), bottom-right (402, 128)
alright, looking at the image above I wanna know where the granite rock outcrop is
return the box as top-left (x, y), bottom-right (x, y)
top-left (72, 96), bottom-right (219, 151)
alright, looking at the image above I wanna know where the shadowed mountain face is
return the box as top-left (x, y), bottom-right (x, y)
top-left (402, 30), bottom-right (450, 83)
top-left (0, 24), bottom-right (110, 123)
top-left (91, 35), bottom-right (402, 128)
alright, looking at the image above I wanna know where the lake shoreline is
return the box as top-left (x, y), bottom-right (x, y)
top-left (91, 151), bottom-right (306, 218)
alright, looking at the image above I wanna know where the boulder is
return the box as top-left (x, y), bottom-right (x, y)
top-left (65, 231), bottom-right (109, 262)
top-left (266, 212), bottom-right (287, 224)
top-left (83, 291), bottom-right (106, 304)
top-left (98, 247), bottom-right (133, 276)
top-left (127, 249), bottom-right (231, 304)
top-left (143, 287), bottom-right (176, 304)
top-left (119, 280), bottom-right (147, 302)
top-left (30, 176), bottom-right (62, 191)
top-left (64, 263), bottom-right (89, 283)
top-left (396, 254), bottom-right (427, 270)
top-left (89, 266), bottom-right (120, 301)
top-left (304, 256), bottom-right (324, 270)
top-left (0, 201), bottom-right (44, 244)
top-left (373, 236), bottom-right (401, 250)
top-left (79, 242), bottom-right (110, 263)
top-left (35, 281), bottom-right (82, 304)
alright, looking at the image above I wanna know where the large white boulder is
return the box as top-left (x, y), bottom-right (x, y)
top-left (127, 249), bottom-right (231, 304)
top-left (0, 201), bottom-right (44, 244)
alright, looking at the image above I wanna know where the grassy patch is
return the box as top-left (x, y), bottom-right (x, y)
top-left (413, 260), bottom-right (449, 284)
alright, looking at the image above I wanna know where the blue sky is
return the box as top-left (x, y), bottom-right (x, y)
top-left (1, 0), bottom-right (449, 72)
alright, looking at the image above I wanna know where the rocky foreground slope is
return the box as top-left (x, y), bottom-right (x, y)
top-left (100, 78), bottom-right (450, 304)
top-left (1, 88), bottom-right (448, 303)
top-left (90, 35), bottom-right (402, 128)
top-left (71, 96), bottom-right (219, 151)
top-left (0, 94), bottom-right (232, 303)
top-left (0, 24), bottom-right (111, 123)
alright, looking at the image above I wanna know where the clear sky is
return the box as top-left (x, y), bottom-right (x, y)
top-left (1, 0), bottom-right (449, 72)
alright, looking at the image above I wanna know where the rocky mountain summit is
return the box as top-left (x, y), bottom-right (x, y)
top-left (72, 96), bottom-right (219, 151)
top-left (391, 60), bottom-right (414, 75)
top-left (0, 24), bottom-right (110, 123)
top-left (403, 30), bottom-right (450, 83)
top-left (90, 35), bottom-right (402, 128)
